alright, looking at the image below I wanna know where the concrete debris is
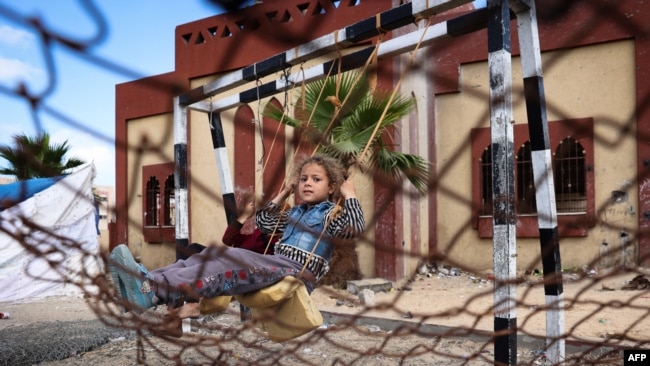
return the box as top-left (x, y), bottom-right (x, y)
top-left (359, 289), bottom-right (376, 306)
top-left (346, 278), bottom-right (393, 295)
top-left (621, 275), bottom-right (650, 290)
top-left (366, 325), bottom-right (381, 333)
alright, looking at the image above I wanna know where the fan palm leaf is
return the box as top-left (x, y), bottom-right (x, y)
top-left (264, 70), bottom-right (429, 191)
top-left (302, 71), bottom-right (368, 132)
top-left (370, 146), bottom-right (430, 191)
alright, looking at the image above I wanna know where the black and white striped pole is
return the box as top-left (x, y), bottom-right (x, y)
top-left (173, 96), bottom-right (190, 261)
top-left (487, 0), bottom-right (517, 364)
top-left (209, 111), bottom-right (253, 321)
top-left (209, 112), bottom-right (237, 226)
top-left (513, 0), bottom-right (565, 362)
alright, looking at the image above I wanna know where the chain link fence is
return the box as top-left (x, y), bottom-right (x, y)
top-left (0, 0), bottom-right (649, 365)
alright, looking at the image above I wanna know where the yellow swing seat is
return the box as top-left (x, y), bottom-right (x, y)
top-left (199, 276), bottom-right (323, 342)
top-left (199, 294), bottom-right (233, 315)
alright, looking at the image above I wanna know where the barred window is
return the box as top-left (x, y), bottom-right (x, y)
top-left (163, 174), bottom-right (175, 226)
top-left (516, 141), bottom-right (537, 214)
top-left (554, 137), bottom-right (586, 213)
top-left (471, 118), bottom-right (594, 238)
top-left (142, 163), bottom-right (175, 243)
top-left (145, 176), bottom-right (160, 226)
top-left (479, 145), bottom-right (493, 215)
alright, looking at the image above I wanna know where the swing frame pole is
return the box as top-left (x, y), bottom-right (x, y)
top-left (171, 0), bottom-right (563, 362)
top-left (512, 0), bottom-right (565, 362)
top-left (487, 1), bottom-right (518, 364)
top-left (178, 0), bottom-right (476, 108)
top-left (184, 8), bottom-right (498, 115)
top-left (173, 96), bottom-right (190, 261)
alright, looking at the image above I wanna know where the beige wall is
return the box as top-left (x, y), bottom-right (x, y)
top-left (187, 109), bottom-right (229, 247)
top-left (185, 54), bottom-right (378, 278)
top-left (351, 173), bottom-right (375, 278)
top-left (395, 48), bottom-right (434, 277)
top-left (95, 184), bottom-right (115, 254)
top-left (126, 39), bottom-right (638, 277)
top-left (126, 114), bottom-right (177, 269)
top-left (434, 40), bottom-right (637, 271)
top-left (124, 96), bottom-right (243, 269)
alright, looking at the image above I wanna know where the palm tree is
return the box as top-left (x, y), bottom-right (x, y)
top-left (0, 131), bottom-right (85, 180)
top-left (265, 70), bottom-right (429, 191)
top-left (265, 71), bottom-right (430, 287)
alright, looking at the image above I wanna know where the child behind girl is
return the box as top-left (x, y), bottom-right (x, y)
top-left (109, 154), bottom-right (365, 312)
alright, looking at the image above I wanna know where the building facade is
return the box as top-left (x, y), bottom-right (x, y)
top-left (114, 0), bottom-right (650, 280)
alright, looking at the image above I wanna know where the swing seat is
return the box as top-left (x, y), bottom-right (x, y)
top-left (198, 275), bottom-right (301, 315)
top-left (199, 276), bottom-right (323, 341)
top-left (239, 276), bottom-right (323, 342)
top-left (199, 295), bottom-right (233, 315)
top-left (234, 276), bottom-right (303, 308)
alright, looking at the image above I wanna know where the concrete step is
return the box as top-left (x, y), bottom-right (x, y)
top-left (346, 278), bottom-right (393, 295)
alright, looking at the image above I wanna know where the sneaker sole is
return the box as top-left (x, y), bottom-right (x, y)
top-left (108, 263), bottom-right (129, 312)
top-left (109, 245), bottom-right (153, 312)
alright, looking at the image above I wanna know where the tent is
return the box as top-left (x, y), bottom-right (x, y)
top-left (0, 163), bottom-right (102, 303)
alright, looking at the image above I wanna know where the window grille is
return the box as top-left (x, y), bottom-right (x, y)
top-left (145, 176), bottom-right (160, 226)
top-left (163, 174), bottom-right (175, 226)
top-left (471, 118), bottom-right (594, 238)
top-left (516, 141), bottom-right (537, 214)
top-left (554, 137), bottom-right (586, 213)
top-left (480, 145), bottom-right (493, 215)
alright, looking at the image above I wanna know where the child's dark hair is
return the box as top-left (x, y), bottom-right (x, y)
top-left (293, 154), bottom-right (346, 201)
top-left (235, 189), bottom-right (255, 217)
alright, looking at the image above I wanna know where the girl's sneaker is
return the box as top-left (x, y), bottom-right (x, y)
top-left (109, 244), bottom-right (158, 312)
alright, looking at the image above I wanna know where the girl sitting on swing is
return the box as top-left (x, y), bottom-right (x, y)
top-left (109, 154), bottom-right (365, 314)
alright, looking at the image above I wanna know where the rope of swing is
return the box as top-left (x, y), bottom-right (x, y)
top-left (259, 29), bottom-right (382, 258)
top-left (255, 16), bottom-right (433, 278)
top-left (296, 17), bottom-right (433, 279)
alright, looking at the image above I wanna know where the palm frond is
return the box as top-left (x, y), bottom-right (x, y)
top-left (264, 70), bottom-right (429, 190)
top-left (0, 131), bottom-right (86, 180)
top-left (301, 71), bottom-right (369, 132)
top-left (367, 147), bottom-right (430, 192)
top-left (264, 103), bottom-right (300, 128)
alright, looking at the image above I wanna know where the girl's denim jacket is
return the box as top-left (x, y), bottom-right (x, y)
top-left (275, 201), bottom-right (335, 281)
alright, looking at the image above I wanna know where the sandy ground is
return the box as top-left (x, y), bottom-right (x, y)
top-left (1, 267), bottom-right (648, 365)
top-left (312, 267), bottom-right (650, 342)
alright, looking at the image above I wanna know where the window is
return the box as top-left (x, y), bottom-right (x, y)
top-left (479, 145), bottom-right (493, 215)
top-left (142, 163), bottom-right (175, 243)
top-left (163, 174), bottom-right (175, 226)
top-left (554, 137), bottom-right (586, 213)
top-left (471, 118), bottom-right (594, 238)
top-left (516, 141), bottom-right (536, 214)
top-left (145, 176), bottom-right (160, 226)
